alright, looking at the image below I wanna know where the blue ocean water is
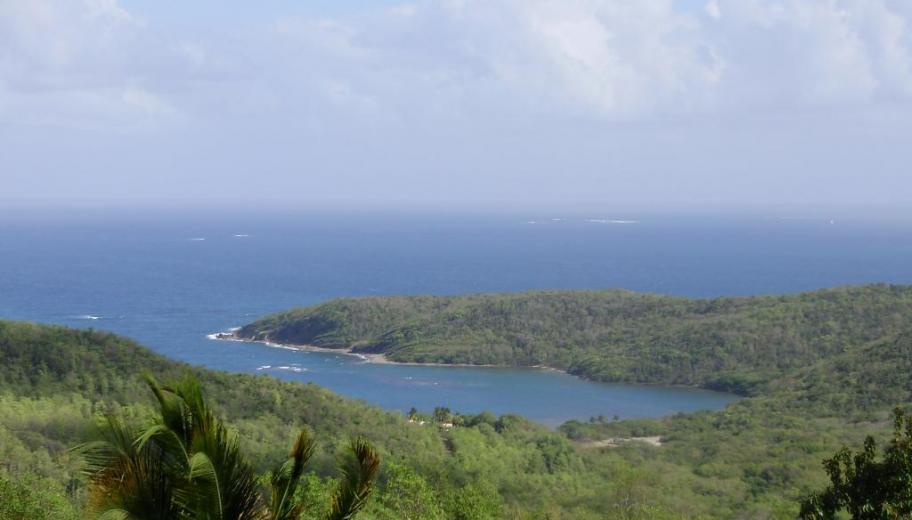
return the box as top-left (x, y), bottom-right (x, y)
top-left (2, 210), bottom-right (910, 426)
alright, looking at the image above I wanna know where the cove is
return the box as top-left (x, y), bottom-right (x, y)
top-left (200, 338), bottom-right (739, 427)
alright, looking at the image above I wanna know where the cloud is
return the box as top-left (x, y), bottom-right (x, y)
top-left (0, 0), bottom-right (181, 128)
top-left (252, 0), bottom-right (912, 122)
top-left (451, 0), bottom-right (719, 116)
top-left (705, 1), bottom-right (721, 20)
top-left (259, 2), bottom-right (719, 119)
top-left (218, 2), bottom-right (912, 210)
top-left (701, 0), bottom-right (912, 109)
top-left (2, 0), bottom-right (911, 129)
top-left (1, 0), bottom-right (911, 212)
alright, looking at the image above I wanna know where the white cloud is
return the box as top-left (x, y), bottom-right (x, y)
top-left (251, 0), bottom-right (912, 121)
top-left (709, 1), bottom-right (912, 108)
top-left (1, 0), bottom-right (911, 127)
top-left (705, 1), bottom-right (721, 20)
top-left (0, 0), bottom-right (180, 129)
top-left (82, 0), bottom-right (133, 23)
top-left (467, 1), bottom-right (707, 116)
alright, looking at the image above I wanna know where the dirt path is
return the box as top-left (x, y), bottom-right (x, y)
top-left (579, 436), bottom-right (663, 448)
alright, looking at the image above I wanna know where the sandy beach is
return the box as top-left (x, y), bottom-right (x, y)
top-left (207, 330), bottom-right (505, 368)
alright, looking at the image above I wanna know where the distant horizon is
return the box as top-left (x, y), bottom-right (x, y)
top-left (2, 199), bottom-right (911, 220)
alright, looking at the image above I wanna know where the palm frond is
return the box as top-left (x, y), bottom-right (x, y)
top-left (175, 376), bottom-right (261, 519)
top-left (268, 429), bottom-right (316, 520)
top-left (145, 374), bottom-right (197, 448)
top-left (76, 415), bottom-right (182, 520)
top-left (327, 437), bottom-right (381, 520)
top-left (78, 375), bottom-right (326, 520)
top-left (96, 508), bottom-right (132, 520)
top-left (142, 374), bottom-right (262, 519)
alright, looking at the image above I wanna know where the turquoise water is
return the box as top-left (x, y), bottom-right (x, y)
top-left (4, 210), bottom-right (910, 425)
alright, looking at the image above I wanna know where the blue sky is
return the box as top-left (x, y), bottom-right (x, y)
top-left (2, 0), bottom-right (911, 213)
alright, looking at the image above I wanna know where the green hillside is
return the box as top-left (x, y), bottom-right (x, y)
top-left (0, 320), bottom-right (737, 519)
top-left (4, 282), bottom-right (912, 518)
top-left (238, 284), bottom-right (912, 394)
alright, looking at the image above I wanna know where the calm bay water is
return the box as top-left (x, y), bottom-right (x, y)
top-left (2, 210), bottom-right (911, 426)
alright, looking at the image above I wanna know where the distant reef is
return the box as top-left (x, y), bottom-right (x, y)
top-left (237, 284), bottom-right (912, 395)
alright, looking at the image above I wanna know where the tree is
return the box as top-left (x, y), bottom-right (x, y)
top-left (371, 463), bottom-right (444, 520)
top-left (432, 407), bottom-right (452, 425)
top-left (0, 475), bottom-right (79, 520)
top-left (799, 408), bottom-right (912, 519)
top-left (77, 375), bottom-right (380, 520)
top-left (447, 482), bottom-right (502, 520)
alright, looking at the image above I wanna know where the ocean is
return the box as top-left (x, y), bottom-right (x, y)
top-left (2, 209), bottom-right (910, 426)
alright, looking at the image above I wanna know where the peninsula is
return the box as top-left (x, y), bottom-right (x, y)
top-left (235, 284), bottom-right (912, 395)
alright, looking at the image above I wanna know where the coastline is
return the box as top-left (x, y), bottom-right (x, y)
top-left (206, 330), bottom-right (511, 369)
top-left (205, 330), bottom-right (740, 398)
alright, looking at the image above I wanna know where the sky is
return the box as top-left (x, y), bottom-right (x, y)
top-left (1, 0), bottom-right (911, 213)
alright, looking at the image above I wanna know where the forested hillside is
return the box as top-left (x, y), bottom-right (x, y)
top-left (0, 320), bottom-right (742, 518)
top-left (239, 284), bottom-right (912, 394)
top-left (3, 284), bottom-right (912, 518)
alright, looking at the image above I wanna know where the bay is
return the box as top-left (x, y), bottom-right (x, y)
top-left (3, 210), bottom-right (910, 425)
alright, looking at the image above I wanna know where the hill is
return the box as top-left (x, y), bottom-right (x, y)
top-left (238, 284), bottom-right (912, 394)
top-left (4, 282), bottom-right (912, 517)
top-left (0, 320), bottom-right (740, 519)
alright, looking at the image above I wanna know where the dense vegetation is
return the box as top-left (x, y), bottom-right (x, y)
top-left (3, 284), bottom-right (912, 518)
top-left (0, 320), bottom-right (704, 518)
top-left (799, 408), bottom-right (912, 519)
top-left (238, 284), bottom-right (912, 394)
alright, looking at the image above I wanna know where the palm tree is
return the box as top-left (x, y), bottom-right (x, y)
top-left (78, 375), bottom-right (380, 520)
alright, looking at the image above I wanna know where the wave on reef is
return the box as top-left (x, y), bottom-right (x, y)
top-left (256, 364), bottom-right (306, 373)
top-left (585, 219), bottom-right (639, 225)
top-left (206, 327), bottom-right (242, 341)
